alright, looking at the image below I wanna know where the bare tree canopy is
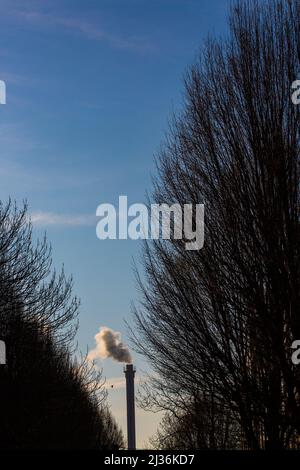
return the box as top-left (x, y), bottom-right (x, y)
top-left (0, 200), bottom-right (79, 347)
top-left (132, 0), bottom-right (300, 449)
top-left (0, 201), bottom-right (124, 449)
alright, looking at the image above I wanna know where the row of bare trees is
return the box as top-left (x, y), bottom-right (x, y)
top-left (0, 200), bottom-right (123, 449)
top-left (133, 0), bottom-right (300, 450)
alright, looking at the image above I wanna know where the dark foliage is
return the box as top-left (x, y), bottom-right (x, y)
top-left (0, 201), bottom-right (123, 449)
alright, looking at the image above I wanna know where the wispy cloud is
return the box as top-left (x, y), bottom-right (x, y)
top-left (30, 211), bottom-right (96, 227)
top-left (0, 123), bottom-right (40, 153)
top-left (0, 70), bottom-right (41, 87)
top-left (11, 10), bottom-right (153, 53)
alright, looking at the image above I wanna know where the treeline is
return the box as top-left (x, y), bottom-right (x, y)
top-left (0, 201), bottom-right (123, 449)
top-left (133, 0), bottom-right (300, 450)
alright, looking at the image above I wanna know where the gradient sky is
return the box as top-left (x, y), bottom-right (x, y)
top-left (0, 0), bottom-right (232, 447)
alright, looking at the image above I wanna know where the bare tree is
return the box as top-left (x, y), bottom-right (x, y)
top-left (150, 395), bottom-right (241, 450)
top-left (132, 0), bottom-right (300, 449)
top-left (0, 201), bottom-right (124, 449)
top-left (0, 200), bottom-right (79, 347)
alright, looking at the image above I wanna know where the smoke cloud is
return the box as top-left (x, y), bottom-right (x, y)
top-left (88, 326), bottom-right (132, 363)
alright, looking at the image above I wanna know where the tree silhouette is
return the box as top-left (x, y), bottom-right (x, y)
top-left (0, 201), bottom-right (123, 449)
top-left (150, 396), bottom-right (241, 450)
top-left (132, 0), bottom-right (300, 449)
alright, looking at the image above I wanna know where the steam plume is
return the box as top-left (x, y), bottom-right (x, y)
top-left (88, 326), bottom-right (132, 363)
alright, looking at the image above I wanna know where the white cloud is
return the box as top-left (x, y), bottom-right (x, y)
top-left (30, 211), bottom-right (96, 227)
top-left (88, 326), bottom-right (132, 364)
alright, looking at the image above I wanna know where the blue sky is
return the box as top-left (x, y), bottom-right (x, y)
top-left (0, 0), bottom-right (231, 447)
